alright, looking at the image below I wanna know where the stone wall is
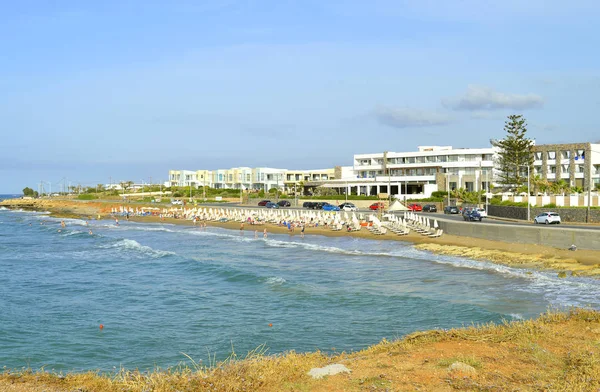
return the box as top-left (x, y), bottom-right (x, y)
top-left (488, 205), bottom-right (600, 223)
top-left (436, 218), bottom-right (600, 250)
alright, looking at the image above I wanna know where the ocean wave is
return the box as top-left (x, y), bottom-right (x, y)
top-left (264, 276), bottom-right (287, 285)
top-left (0, 206), bottom-right (8, 211)
top-left (100, 239), bottom-right (176, 259)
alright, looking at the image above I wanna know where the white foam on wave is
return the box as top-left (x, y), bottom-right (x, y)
top-left (100, 239), bottom-right (176, 258)
top-left (264, 276), bottom-right (287, 285)
top-left (0, 206), bottom-right (9, 211)
top-left (508, 313), bottom-right (524, 320)
top-left (127, 224), bottom-right (600, 309)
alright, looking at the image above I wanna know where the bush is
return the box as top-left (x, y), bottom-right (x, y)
top-left (431, 191), bottom-right (448, 198)
top-left (172, 191), bottom-right (183, 197)
top-left (542, 203), bottom-right (557, 208)
top-left (77, 194), bottom-right (97, 200)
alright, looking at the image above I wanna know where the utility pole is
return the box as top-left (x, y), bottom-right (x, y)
top-left (587, 149), bottom-right (592, 223)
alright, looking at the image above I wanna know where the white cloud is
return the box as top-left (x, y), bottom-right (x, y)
top-left (443, 85), bottom-right (544, 111)
top-left (375, 107), bottom-right (455, 128)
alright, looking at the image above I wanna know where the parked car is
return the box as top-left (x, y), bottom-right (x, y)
top-left (339, 202), bottom-right (358, 211)
top-left (303, 201), bottom-right (315, 209)
top-left (534, 212), bottom-right (561, 225)
top-left (322, 203), bottom-right (340, 211)
top-left (313, 202), bottom-right (326, 210)
top-left (444, 206), bottom-right (459, 214)
top-left (258, 200), bottom-right (271, 206)
top-left (369, 202), bottom-right (385, 211)
top-left (475, 208), bottom-right (487, 218)
top-left (277, 200), bottom-right (291, 207)
top-left (463, 208), bottom-right (483, 222)
top-left (422, 204), bottom-right (437, 212)
top-left (407, 203), bottom-right (422, 212)
top-left (265, 202), bottom-right (279, 209)
top-left (171, 199), bottom-right (183, 205)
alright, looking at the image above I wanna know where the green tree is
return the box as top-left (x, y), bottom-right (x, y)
top-left (451, 188), bottom-right (483, 205)
top-left (22, 187), bottom-right (35, 196)
top-left (491, 115), bottom-right (534, 191)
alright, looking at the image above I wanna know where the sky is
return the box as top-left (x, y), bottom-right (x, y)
top-left (1, 0), bottom-right (599, 193)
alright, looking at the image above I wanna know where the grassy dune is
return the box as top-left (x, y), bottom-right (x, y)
top-left (2, 309), bottom-right (600, 391)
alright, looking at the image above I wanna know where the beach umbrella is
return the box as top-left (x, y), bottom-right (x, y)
top-left (434, 219), bottom-right (438, 229)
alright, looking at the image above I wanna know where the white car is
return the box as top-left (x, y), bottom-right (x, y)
top-left (534, 212), bottom-right (561, 225)
top-left (171, 200), bottom-right (183, 205)
top-left (476, 208), bottom-right (487, 218)
top-left (340, 203), bottom-right (358, 211)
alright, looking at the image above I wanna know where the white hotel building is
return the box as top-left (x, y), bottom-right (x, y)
top-left (322, 146), bottom-right (497, 199)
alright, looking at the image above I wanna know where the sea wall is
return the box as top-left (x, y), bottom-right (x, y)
top-left (488, 205), bottom-right (600, 223)
top-left (436, 218), bottom-right (600, 250)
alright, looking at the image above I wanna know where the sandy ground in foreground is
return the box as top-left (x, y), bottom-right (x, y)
top-left (3, 198), bottom-right (600, 276)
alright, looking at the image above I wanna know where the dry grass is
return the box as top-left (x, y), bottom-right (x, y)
top-left (2, 309), bottom-right (600, 391)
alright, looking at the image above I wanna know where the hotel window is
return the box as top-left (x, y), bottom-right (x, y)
top-left (484, 154), bottom-right (494, 161)
top-left (425, 156), bottom-right (436, 163)
top-left (228, 174), bottom-right (233, 182)
top-left (534, 152), bottom-right (542, 160)
top-left (238, 174), bottom-right (241, 181)
top-left (534, 166), bottom-right (542, 175)
top-left (416, 157), bottom-right (425, 163)
top-left (464, 168), bottom-right (476, 175)
top-left (449, 182), bottom-right (457, 190)
top-left (219, 174), bottom-right (223, 181)
top-left (561, 151), bottom-right (570, 159)
top-left (447, 155), bottom-right (458, 162)
top-left (416, 168), bottom-right (424, 175)
top-left (438, 155), bottom-right (447, 162)
top-left (548, 151), bottom-right (556, 160)
top-left (465, 182), bottom-right (474, 192)
top-left (575, 149), bottom-right (585, 161)
top-left (595, 165), bottom-right (600, 175)
top-left (577, 165), bottom-right (585, 173)
top-left (261, 173), bottom-right (265, 181)
top-left (562, 164), bottom-right (569, 173)
top-left (246, 174), bottom-right (251, 181)
top-left (549, 166), bottom-right (556, 174)
top-left (406, 157), bottom-right (416, 164)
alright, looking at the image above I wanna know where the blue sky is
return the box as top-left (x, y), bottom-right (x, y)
top-left (1, 0), bottom-right (599, 193)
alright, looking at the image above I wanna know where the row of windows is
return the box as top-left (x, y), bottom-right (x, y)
top-left (534, 150), bottom-right (586, 160)
top-left (357, 154), bottom-right (493, 166)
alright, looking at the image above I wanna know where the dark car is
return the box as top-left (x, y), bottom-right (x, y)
top-left (258, 200), bottom-right (271, 206)
top-left (303, 201), bottom-right (315, 209)
top-left (313, 202), bottom-right (325, 210)
top-left (422, 204), bottom-right (437, 212)
top-left (463, 208), bottom-right (482, 221)
top-left (277, 200), bottom-right (291, 207)
top-left (444, 206), bottom-right (459, 214)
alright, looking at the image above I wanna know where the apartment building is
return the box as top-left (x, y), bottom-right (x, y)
top-left (283, 168), bottom-right (336, 193)
top-left (532, 142), bottom-right (600, 189)
top-left (320, 146), bottom-right (496, 199)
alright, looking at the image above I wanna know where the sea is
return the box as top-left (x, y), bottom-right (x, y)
top-left (1, 204), bottom-right (599, 372)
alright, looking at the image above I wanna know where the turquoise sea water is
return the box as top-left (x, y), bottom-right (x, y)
top-left (1, 207), bottom-right (599, 372)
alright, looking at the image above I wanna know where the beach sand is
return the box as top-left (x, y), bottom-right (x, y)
top-left (3, 198), bottom-right (600, 276)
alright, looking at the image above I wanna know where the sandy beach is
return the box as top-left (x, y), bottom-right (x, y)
top-left (3, 198), bottom-right (600, 276)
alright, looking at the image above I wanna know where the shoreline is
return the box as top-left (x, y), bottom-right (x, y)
top-left (3, 198), bottom-right (600, 276)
